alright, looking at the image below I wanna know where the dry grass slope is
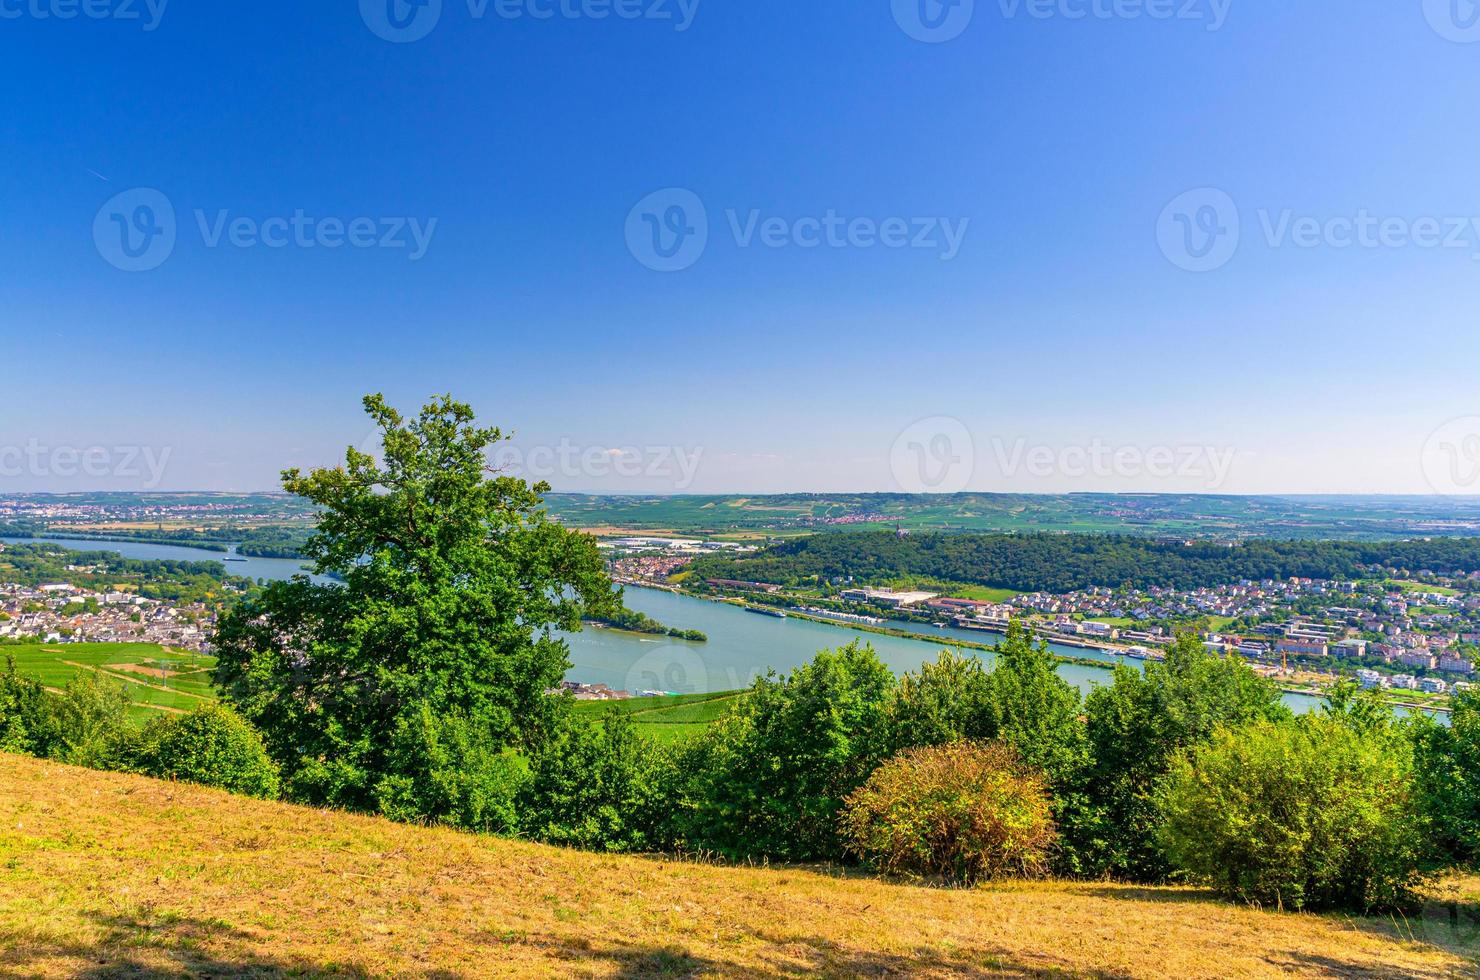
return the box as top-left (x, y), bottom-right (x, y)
top-left (1, 753), bottom-right (1477, 979)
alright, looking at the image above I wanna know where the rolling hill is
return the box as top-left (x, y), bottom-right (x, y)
top-left (1, 753), bottom-right (1476, 978)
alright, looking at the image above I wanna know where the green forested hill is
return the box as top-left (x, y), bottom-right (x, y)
top-left (687, 531), bottom-right (1480, 593)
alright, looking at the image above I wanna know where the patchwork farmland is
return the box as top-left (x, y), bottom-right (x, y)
top-left (3, 643), bottom-right (216, 719)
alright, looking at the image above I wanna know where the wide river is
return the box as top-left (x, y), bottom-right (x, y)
top-left (8, 536), bottom-right (1438, 718)
top-left (0, 536), bottom-right (331, 584)
top-left (569, 585), bottom-right (1345, 716)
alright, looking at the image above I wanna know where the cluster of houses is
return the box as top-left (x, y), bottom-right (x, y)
top-left (1012, 579), bottom-right (1321, 625)
top-left (0, 581), bottom-right (216, 651)
top-left (0, 496), bottom-right (278, 525)
top-left (989, 576), bottom-right (1480, 678)
top-left (814, 575), bottom-right (1480, 684)
top-left (607, 540), bottom-right (760, 587)
top-left (1354, 669), bottom-right (1462, 694)
top-left (555, 680), bottom-right (669, 701)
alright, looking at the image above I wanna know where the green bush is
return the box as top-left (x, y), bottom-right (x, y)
top-left (136, 704), bottom-right (281, 799)
top-left (841, 741), bottom-right (1056, 884)
top-left (1157, 717), bottom-right (1428, 913)
top-left (372, 705), bottom-right (527, 833)
top-left (674, 641), bottom-right (897, 861)
top-left (890, 628), bottom-right (1092, 875)
top-left (0, 657), bottom-right (51, 756)
top-left (1078, 634), bottom-right (1289, 880)
top-left (522, 712), bottom-right (674, 852)
top-left (1412, 688), bottom-right (1480, 866)
top-left (40, 671), bottom-right (135, 770)
top-left (889, 649), bottom-right (992, 748)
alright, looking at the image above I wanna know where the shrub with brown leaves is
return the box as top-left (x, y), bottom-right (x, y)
top-left (841, 741), bottom-right (1056, 885)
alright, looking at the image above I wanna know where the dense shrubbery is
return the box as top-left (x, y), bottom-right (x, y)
top-left (1075, 637), bottom-right (1290, 880)
top-left (668, 641), bottom-right (897, 861)
top-left (0, 666), bottom-right (281, 800)
top-left (841, 741), bottom-right (1055, 884)
top-left (1412, 689), bottom-right (1480, 866)
top-left (372, 706), bottom-right (526, 833)
top-left (134, 704), bottom-right (281, 799)
top-left (0, 659), bottom-right (50, 755)
top-left (1158, 717), bottom-right (1426, 912)
top-left (887, 630), bottom-right (1092, 875)
top-left (521, 713), bottom-right (673, 852)
top-left (41, 671), bottom-right (137, 771)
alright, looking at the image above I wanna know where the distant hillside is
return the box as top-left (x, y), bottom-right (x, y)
top-left (2, 754), bottom-right (1475, 978)
top-left (544, 492), bottom-right (1480, 541)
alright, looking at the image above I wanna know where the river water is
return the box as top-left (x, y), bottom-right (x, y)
top-left (565, 586), bottom-right (1348, 715)
top-left (8, 537), bottom-right (1435, 718)
top-left (0, 536), bottom-right (330, 584)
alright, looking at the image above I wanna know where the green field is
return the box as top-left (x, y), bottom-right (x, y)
top-left (570, 691), bottom-right (742, 743)
top-left (947, 584), bottom-right (1022, 603)
top-left (2, 643), bottom-right (216, 719)
top-left (1386, 580), bottom-right (1462, 596)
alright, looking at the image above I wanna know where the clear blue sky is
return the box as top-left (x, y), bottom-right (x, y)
top-left (3, 0), bottom-right (1480, 495)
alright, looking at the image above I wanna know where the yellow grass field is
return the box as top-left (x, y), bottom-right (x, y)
top-left (1, 753), bottom-right (1477, 978)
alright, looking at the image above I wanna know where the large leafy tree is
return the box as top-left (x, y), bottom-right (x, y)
top-left (212, 394), bottom-right (614, 811)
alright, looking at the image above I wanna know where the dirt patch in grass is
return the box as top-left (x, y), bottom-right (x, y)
top-left (108, 662), bottom-right (179, 680)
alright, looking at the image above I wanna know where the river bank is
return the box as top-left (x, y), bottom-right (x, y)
top-left (0, 541), bottom-right (1446, 718)
top-left (603, 583), bottom-right (1450, 718)
top-left (0, 537), bottom-right (331, 585)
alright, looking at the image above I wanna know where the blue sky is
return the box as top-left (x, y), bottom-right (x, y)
top-left (3, 0), bottom-right (1480, 495)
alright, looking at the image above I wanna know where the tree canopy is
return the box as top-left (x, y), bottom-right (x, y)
top-left (212, 394), bottom-right (615, 811)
